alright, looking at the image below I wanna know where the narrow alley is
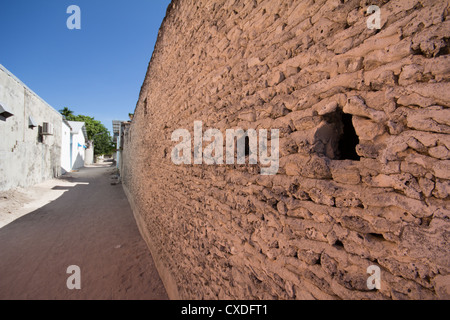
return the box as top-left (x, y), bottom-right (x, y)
top-left (0, 162), bottom-right (168, 300)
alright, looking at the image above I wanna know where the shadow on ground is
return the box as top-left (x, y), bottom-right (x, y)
top-left (0, 164), bottom-right (168, 300)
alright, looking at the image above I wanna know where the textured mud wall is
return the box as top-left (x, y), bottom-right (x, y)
top-left (122, 0), bottom-right (450, 299)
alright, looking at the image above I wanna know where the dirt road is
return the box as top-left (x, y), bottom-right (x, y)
top-left (0, 163), bottom-right (168, 300)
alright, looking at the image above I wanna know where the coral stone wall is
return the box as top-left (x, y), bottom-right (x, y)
top-left (122, 0), bottom-right (450, 299)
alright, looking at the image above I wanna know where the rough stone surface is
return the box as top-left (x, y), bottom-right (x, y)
top-left (122, 0), bottom-right (450, 300)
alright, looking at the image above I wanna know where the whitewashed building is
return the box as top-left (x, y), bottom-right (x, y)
top-left (0, 64), bottom-right (62, 192)
top-left (66, 121), bottom-right (87, 171)
top-left (61, 120), bottom-right (88, 173)
top-left (61, 120), bottom-right (72, 174)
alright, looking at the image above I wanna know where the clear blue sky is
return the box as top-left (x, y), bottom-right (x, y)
top-left (0, 0), bottom-right (171, 133)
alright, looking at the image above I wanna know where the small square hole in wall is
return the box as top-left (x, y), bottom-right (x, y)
top-left (322, 109), bottom-right (360, 161)
top-left (244, 135), bottom-right (250, 157)
top-left (338, 111), bottom-right (360, 160)
top-left (235, 133), bottom-right (252, 159)
top-left (144, 98), bottom-right (148, 116)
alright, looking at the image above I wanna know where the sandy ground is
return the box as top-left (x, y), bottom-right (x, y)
top-left (0, 162), bottom-right (168, 300)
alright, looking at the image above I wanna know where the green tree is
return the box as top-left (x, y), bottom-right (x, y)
top-left (71, 115), bottom-right (115, 156)
top-left (59, 107), bottom-right (74, 118)
top-left (59, 110), bottom-right (115, 156)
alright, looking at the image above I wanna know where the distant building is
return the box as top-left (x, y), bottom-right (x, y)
top-left (0, 64), bottom-right (63, 192)
top-left (112, 120), bottom-right (128, 170)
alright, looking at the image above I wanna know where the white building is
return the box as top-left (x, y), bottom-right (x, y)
top-left (61, 120), bottom-right (72, 173)
top-left (60, 120), bottom-right (88, 172)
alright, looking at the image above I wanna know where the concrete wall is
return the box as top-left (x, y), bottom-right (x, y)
top-left (117, 122), bottom-right (130, 172)
top-left (122, 0), bottom-right (450, 300)
top-left (119, 122), bottom-right (130, 175)
top-left (0, 64), bottom-right (62, 192)
top-left (116, 135), bottom-right (121, 169)
top-left (85, 141), bottom-right (94, 165)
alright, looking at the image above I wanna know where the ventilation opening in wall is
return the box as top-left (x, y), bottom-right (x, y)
top-left (322, 109), bottom-right (360, 161)
top-left (338, 112), bottom-right (360, 161)
top-left (244, 135), bottom-right (250, 157)
top-left (144, 98), bottom-right (148, 116)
